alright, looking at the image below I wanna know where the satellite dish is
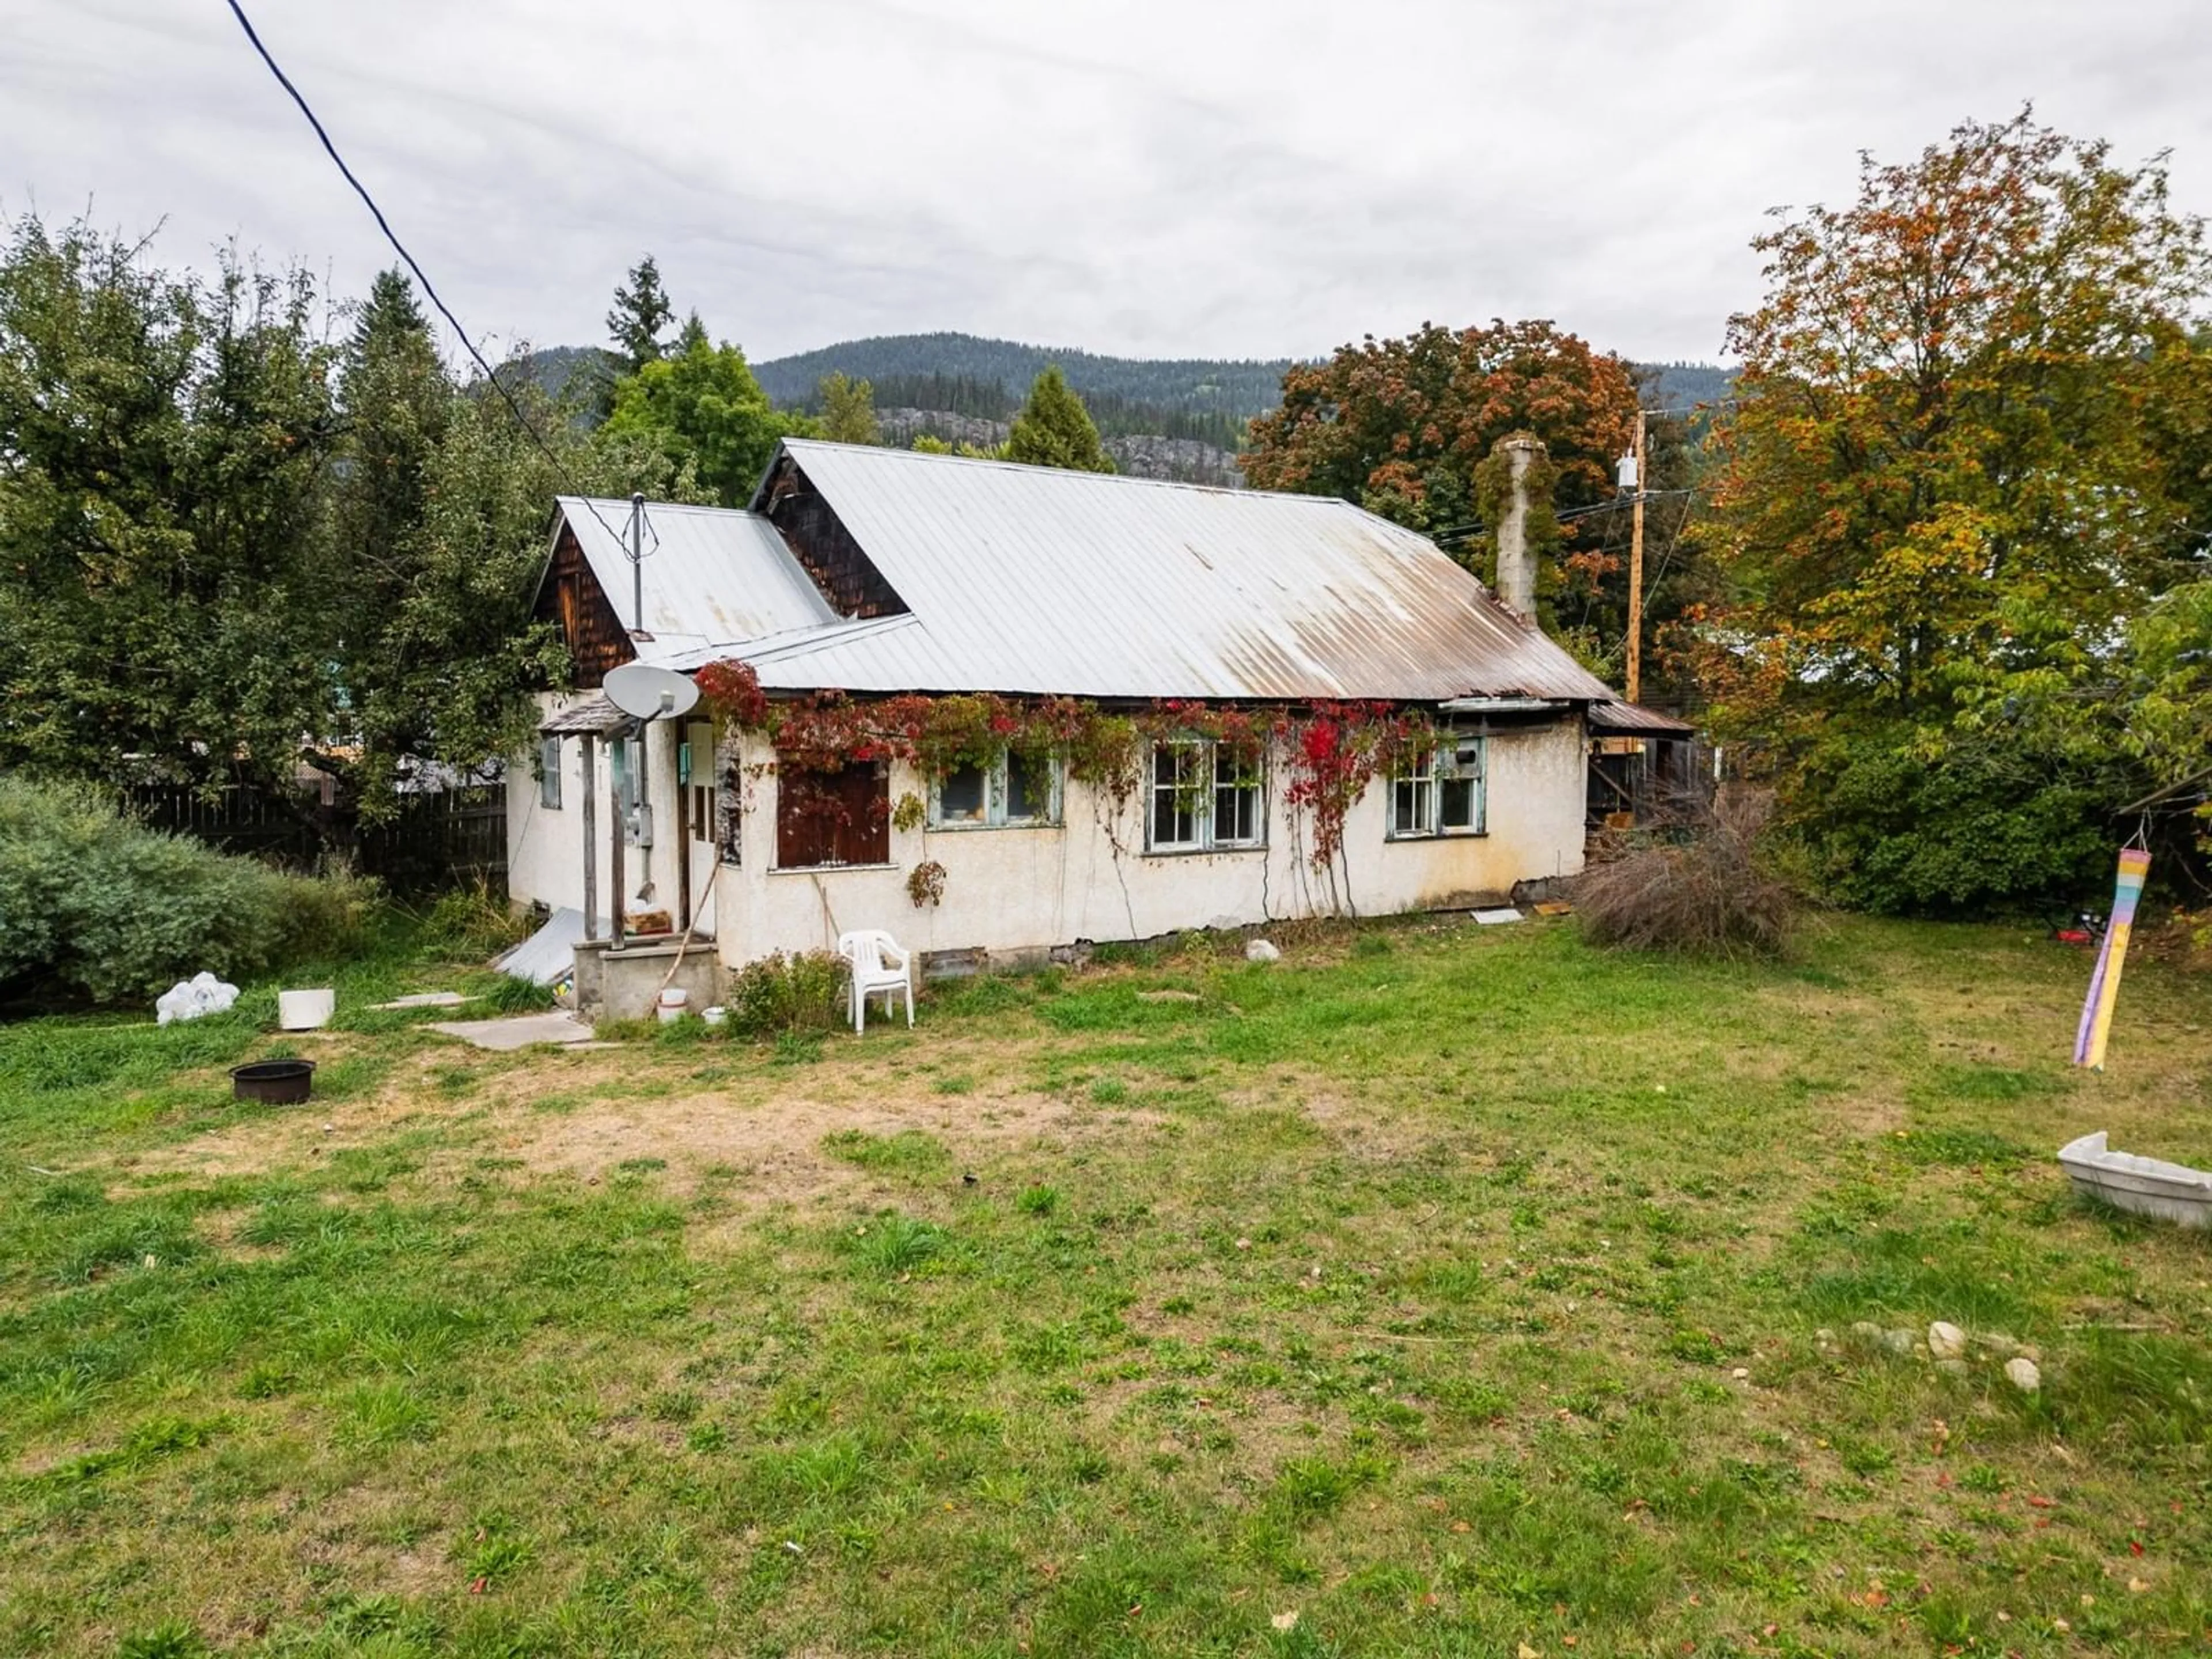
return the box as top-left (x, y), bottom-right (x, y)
top-left (604, 663), bottom-right (702, 722)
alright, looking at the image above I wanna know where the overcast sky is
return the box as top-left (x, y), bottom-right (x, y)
top-left (6, 1), bottom-right (2210, 368)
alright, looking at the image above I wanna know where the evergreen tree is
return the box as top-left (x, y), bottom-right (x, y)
top-left (333, 269), bottom-right (449, 582)
top-left (817, 372), bottom-right (880, 445)
top-left (1005, 367), bottom-right (1115, 472)
top-left (606, 255), bottom-right (675, 375)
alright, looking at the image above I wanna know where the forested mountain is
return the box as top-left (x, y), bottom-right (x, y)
top-left (498, 343), bottom-right (618, 410)
top-left (500, 330), bottom-right (1735, 486)
top-left (753, 333), bottom-right (1292, 423)
top-left (1640, 361), bottom-right (1733, 410)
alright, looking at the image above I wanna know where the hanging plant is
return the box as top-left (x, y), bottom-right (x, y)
top-left (906, 859), bottom-right (947, 907)
top-left (892, 791), bottom-right (926, 833)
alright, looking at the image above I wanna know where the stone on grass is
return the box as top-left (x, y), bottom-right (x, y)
top-left (1850, 1320), bottom-right (1883, 1344)
top-left (1938, 1358), bottom-right (1971, 1378)
top-left (1246, 938), bottom-right (1282, 963)
top-left (1929, 1321), bottom-right (1967, 1360)
top-left (2005, 1357), bottom-right (2042, 1393)
top-left (1880, 1328), bottom-right (1916, 1356)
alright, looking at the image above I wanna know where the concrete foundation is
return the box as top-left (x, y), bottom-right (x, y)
top-left (572, 938), bottom-right (723, 1023)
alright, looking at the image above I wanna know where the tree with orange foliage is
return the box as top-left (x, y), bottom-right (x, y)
top-left (1241, 320), bottom-right (1657, 661)
top-left (1701, 110), bottom-right (2212, 912)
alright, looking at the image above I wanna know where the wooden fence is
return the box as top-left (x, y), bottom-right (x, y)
top-left (127, 774), bottom-right (506, 894)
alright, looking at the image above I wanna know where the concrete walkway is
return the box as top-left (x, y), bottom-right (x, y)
top-left (426, 1012), bottom-right (597, 1051)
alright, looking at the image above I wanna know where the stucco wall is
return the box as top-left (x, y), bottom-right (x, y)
top-left (512, 706), bottom-right (1586, 969)
top-left (682, 717), bottom-right (1586, 969)
top-left (506, 697), bottom-right (719, 937)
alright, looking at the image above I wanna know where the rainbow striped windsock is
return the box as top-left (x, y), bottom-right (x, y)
top-left (2074, 847), bottom-right (2152, 1071)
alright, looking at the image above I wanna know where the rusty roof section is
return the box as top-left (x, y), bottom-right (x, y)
top-left (736, 440), bottom-right (1612, 703)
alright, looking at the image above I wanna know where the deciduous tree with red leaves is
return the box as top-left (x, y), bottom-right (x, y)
top-left (1240, 319), bottom-right (1647, 661)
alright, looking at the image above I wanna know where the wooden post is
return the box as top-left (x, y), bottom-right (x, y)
top-left (1626, 411), bottom-right (1647, 706)
top-left (579, 734), bottom-right (599, 942)
top-left (609, 731), bottom-right (628, 952)
top-left (675, 729), bottom-right (692, 934)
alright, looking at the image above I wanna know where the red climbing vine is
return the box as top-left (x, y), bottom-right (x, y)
top-left (693, 660), bottom-right (1442, 874)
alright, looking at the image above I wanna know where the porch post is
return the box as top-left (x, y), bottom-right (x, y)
top-left (609, 729), bottom-right (628, 952)
top-left (675, 724), bottom-right (692, 934)
top-left (578, 734), bottom-right (599, 943)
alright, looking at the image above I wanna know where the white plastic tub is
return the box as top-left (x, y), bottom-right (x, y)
top-left (2059, 1131), bottom-right (2212, 1228)
top-left (278, 987), bottom-right (335, 1031)
top-left (656, 987), bottom-right (690, 1024)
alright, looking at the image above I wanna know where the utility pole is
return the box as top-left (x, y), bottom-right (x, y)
top-left (1626, 411), bottom-right (1647, 706)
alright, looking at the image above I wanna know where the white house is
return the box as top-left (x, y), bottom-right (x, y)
top-left (508, 439), bottom-right (1619, 999)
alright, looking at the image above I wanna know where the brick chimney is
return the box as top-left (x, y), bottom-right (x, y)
top-left (1492, 435), bottom-right (1544, 623)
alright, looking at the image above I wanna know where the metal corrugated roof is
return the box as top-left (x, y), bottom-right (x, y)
top-left (554, 495), bottom-right (837, 666)
top-left (1588, 699), bottom-right (1696, 736)
top-left (752, 440), bottom-right (1612, 703)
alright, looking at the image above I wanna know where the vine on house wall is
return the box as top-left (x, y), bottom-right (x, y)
top-left (906, 859), bottom-right (947, 907)
top-left (692, 660), bottom-right (1444, 880)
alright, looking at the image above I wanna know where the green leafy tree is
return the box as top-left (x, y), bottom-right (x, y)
top-left (603, 327), bottom-right (817, 505)
top-left (912, 433), bottom-right (1006, 459)
top-left (1005, 366), bottom-right (1115, 472)
top-left (606, 254), bottom-right (675, 375)
top-left (0, 215), bottom-right (342, 796)
top-left (818, 371), bottom-right (880, 445)
top-left (1700, 111), bottom-right (2212, 911)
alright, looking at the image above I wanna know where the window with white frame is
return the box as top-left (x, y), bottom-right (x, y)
top-left (1389, 736), bottom-right (1485, 838)
top-left (1213, 745), bottom-right (1263, 846)
top-left (1146, 739), bottom-right (1266, 853)
top-left (929, 747), bottom-right (1061, 828)
top-left (538, 736), bottom-right (563, 810)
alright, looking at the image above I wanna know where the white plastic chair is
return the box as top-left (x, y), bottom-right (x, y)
top-left (837, 929), bottom-right (914, 1032)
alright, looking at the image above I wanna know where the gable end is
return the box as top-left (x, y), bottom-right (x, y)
top-left (534, 521), bottom-right (636, 688)
top-left (761, 453), bottom-right (908, 620)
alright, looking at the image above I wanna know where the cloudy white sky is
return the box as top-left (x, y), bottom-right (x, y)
top-left (6, 1), bottom-right (2210, 368)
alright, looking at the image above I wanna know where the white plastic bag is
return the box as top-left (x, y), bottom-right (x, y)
top-left (156, 971), bottom-right (240, 1026)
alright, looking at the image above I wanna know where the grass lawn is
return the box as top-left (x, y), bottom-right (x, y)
top-left (2, 912), bottom-right (2210, 1657)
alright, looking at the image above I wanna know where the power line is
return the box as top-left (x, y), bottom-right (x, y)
top-left (221, 0), bottom-right (642, 555)
top-left (1557, 488), bottom-right (1696, 525)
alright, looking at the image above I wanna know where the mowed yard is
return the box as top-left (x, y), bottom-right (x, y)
top-left (3, 914), bottom-right (2210, 1658)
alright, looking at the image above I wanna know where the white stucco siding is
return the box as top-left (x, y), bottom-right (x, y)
top-left (507, 692), bottom-right (721, 936)
top-left (697, 717), bottom-right (1587, 968)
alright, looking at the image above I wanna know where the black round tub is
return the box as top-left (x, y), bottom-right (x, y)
top-left (230, 1059), bottom-right (316, 1105)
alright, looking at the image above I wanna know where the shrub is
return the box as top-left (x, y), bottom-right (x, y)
top-left (1576, 787), bottom-right (1799, 960)
top-left (1801, 735), bottom-right (2112, 915)
top-left (0, 776), bottom-right (372, 1005)
top-left (418, 880), bottom-right (525, 959)
top-left (725, 950), bottom-right (848, 1037)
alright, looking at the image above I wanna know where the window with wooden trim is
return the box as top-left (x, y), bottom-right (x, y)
top-left (1146, 740), bottom-right (1264, 853)
top-left (929, 747), bottom-right (1062, 829)
top-left (538, 736), bottom-right (563, 810)
top-left (775, 758), bottom-right (890, 868)
top-left (1389, 737), bottom-right (1485, 838)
